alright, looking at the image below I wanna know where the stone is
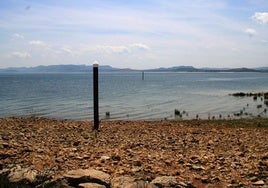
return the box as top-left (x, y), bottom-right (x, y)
top-left (191, 165), bottom-right (205, 171)
top-left (208, 140), bottom-right (214, 145)
top-left (79, 182), bottom-right (106, 188)
top-left (125, 180), bottom-right (157, 188)
top-left (64, 168), bottom-right (111, 187)
top-left (178, 181), bottom-right (188, 187)
top-left (253, 180), bottom-right (265, 185)
top-left (249, 176), bottom-right (258, 182)
top-left (131, 167), bottom-right (141, 173)
top-left (41, 178), bottom-right (72, 188)
top-left (0, 168), bottom-right (10, 182)
top-left (100, 156), bottom-right (110, 162)
top-left (8, 166), bottom-right (38, 184)
top-left (151, 176), bottom-right (178, 187)
top-left (111, 176), bottom-right (136, 188)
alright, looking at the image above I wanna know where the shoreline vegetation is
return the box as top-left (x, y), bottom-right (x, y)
top-left (229, 92), bottom-right (268, 118)
top-left (173, 91), bottom-right (268, 120)
top-left (0, 116), bottom-right (267, 187)
top-left (230, 91), bottom-right (268, 99)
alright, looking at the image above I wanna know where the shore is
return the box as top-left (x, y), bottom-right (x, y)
top-left (0, 117), bottom-right (268, 187)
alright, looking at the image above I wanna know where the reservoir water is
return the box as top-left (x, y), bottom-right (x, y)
top-left (0, 72), bottom-right (267, 120)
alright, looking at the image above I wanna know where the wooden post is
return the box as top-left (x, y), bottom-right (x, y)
top-left (142, 71), bottom-right (144, 80)
top-left (93, 64), bottom-right (99, 130)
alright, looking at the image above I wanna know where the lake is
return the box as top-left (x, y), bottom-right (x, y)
top-left (0, 72), bottom-right (267, 120)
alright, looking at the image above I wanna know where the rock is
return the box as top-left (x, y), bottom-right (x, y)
top-left (125, 180), bottom-right (157, 188)
top-left (0, 168), bottom-right (10, 182)
top-left (253, 180), bottom-right (265, 185)
top-left (208, 140), bottom-right (214, 145)
top-left (82, 133), bottom-right (90, 139)
top-left (191, 165), bottom-right (205, 171)
top-left (192, 130), bottom-right (201, 135)
top-left (131, 167), bottom-right (141, 173)
top-left (133, 160), bottom-right (142, 167)
top-left (249, 176), bottom-right (258, 182)
top-left (179, 181), bottom-right (197, 188)
top-left (178, 181), bottom-right (188, 187)
top-left (40, 178), bottom-right (71, 188)
top-left (79, 182), bottom-right (106, 188)
top-left (151, 176), bottom-right (178, 187)
top-left (64, 168), bottom-right (111, 187)
top-left (111, 155), bottom-right (121, 161)
top-left (111, 176), bottom-right (136, 188)
top-left (100, 156), bottom-right (110, 162)
top-left (2, 142), bottom-right (9, 148)
top-left (8, 165), bottom-right (38, 184)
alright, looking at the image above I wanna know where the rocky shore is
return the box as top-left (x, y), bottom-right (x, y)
top-left (0, 117), bottom-right (267, 187)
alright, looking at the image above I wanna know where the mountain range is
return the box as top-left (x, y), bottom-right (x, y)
top-left (0, 65), bottom-right (267, 73)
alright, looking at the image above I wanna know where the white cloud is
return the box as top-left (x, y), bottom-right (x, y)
top-left (96, 45), bottom-right (130, 54)
top-left (130, 43), bottom-right (150, 51)
top-left (12, 33), bottom-right (24, 40)
top-left (95, 43), bottom-right (150, 54)
top-left (244, 28), bottom-right (257, 37)
top-left (252, 12), bottom-right (268, 25)
top-left (61, 46), bottom-right (73, 54)
top-left (29, 40), bottom-right (48, 47)
top-left (9, 51), bottom-right (31, 58)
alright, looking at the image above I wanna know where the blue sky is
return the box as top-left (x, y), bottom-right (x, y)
top-left (0, 0), bottom-right (268, 69)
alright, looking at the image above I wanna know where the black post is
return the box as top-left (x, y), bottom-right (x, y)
top-left (93, 64), bottom-right (99, 130)
top-left (142, 71), bottom-right (144, 80)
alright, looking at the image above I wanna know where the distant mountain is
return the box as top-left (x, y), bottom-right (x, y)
top-left (0, 64), bottom-right (267, 73)
top-left (145, 66), bottom-right (263, 72)
top-left (0, 64), bottom-right (120, 73)
top-left (147, 66), bottom-right (198, 72)
top-left (199, 67), bottom-right (259, 72)
top-left (224, 68), bottom-right (258, 72)
top-left (255, 67), bottom-right (268, 71)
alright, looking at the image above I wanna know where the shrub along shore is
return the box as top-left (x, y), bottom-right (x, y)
top-left (0, 116), bottom-right (267, 187)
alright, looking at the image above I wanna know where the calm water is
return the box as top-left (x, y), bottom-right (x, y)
top-left (0, 72), bottom-right (267, 120)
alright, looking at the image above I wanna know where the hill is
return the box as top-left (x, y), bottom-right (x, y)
top-left (0, 64), bottom-right (267, 73)
top-left (0, 64), bottom-right (119, 73)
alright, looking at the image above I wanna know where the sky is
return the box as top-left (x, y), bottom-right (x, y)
top-left (0, 0), bottom-right (268, 69)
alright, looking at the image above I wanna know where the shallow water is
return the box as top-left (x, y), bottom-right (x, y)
top-left (0, 72), bottom-right (267, 120)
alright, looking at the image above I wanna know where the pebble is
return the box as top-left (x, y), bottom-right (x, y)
top-left (151, 176), bottom-right (177, 187)
top-left (111, 176), bottom-right (136, 188)
top-left (79, 183), bottom-right (106, 188)
top-left (253, 180), bottom-right (265, 185)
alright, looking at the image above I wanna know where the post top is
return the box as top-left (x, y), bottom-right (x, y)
top-left (93, 64), bottom-right (99, 67)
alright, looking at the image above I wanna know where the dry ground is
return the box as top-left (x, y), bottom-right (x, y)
top-left (0, 117), bottom-right (268, 187)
